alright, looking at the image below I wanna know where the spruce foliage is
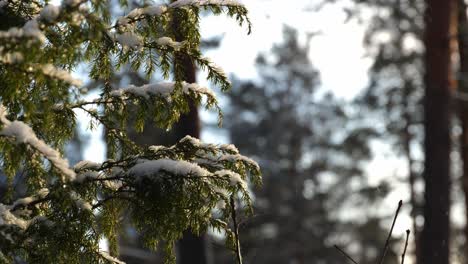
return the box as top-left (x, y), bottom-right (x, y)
top-left (0, 0), bottom-right (260, 263)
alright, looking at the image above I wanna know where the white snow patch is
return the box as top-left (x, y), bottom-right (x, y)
top-left (170, 0), bottom-right (243, 8)
top-left (40, 5), bottom-right (60, 22)
top-left (0, 19), bottom-right (46, 43)
top-left (115, 32), bottom-right (143, 49)
top-left (0, 105), bottom-right (76, 181)
top-left (111, 81), bottom-right (216, 100)
top-left (70, 191), bottom-right (92, 211)
top-left (74, 160), bottom-right (102, 171)
top-left (12, 188), bottom-right (49, 208)
top-left (214, 170), bottom-right (247, 190)
top-left (0, 204), bottom-right (30, 230)
top-left (99, 251), bottom-right (126, 264)
top-left (156, 37), bottom-right (184, 50)
top-left (129, 159), bottom-right (210, 178)
top-left (41, 64), bottom-right (83, 86)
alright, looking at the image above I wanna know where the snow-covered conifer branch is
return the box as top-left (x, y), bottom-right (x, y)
top-left (110, 81), bottom-right (216, 99)
top-left (0, 105), bottom-right (76, 181)
top-left (114, 0), bottom-right (247, 29)
top-left (0, 1), bottom-right (259, 262)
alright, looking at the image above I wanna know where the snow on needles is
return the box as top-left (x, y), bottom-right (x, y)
top-left (0, 105), bottom-right (76, 181)
top-left (41, 64), bottom-right (83, 86)
top-left (110, 81), bottom-right (216, 99)
top-left (11, 188), bottom-right (49, 208)
top-left (0, 20), bottom-right (46, 43)
top-left (0, 204), bottom-right (30, 230)
top-left (129, 159), bottom-right (210, 178)
top-left (99, 251), bottom-right (126, 264)
top-left (40, 5), bottom-right (60, 22)
top-left (214, 170), bottom-right (247, 190)
top-left (115, 32), bottom-right (143, 49)
top-left (169, 0), bottom-right (244, 8)
top-left (116, 0), bottom-right (243, 26)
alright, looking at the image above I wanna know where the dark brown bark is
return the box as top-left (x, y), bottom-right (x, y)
top-left (171, 6), bottom-right (210, 264)
top-left (421, 0), bottom-right (455, 263)
top-left (402, 84), bottom-right (420, 263)
top-left (172, 53), bottom-right (209, 264)
top-left (457, 0), bottom-right (468, 262)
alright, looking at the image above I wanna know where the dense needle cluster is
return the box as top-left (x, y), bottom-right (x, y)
top-left (0, 0), bottom-right (260, 263)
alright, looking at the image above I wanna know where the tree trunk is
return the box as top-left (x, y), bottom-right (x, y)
top-left (402, 85), bottom-right (420, 263)
top-left (171, 6), bottom-right (210, 264)
top-left (421, 0), bottom-right (455, 263)
top-left (457, 0), bottom-right (468, 262)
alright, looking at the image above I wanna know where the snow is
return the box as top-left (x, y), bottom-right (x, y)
top-left (0, 52), bottom-right (24, 64)
top-left (129, 159), bottom-right (210, 178)
top-left (115, 32), bottom-right (143, 49)
top-left (0, 204), bottom-right (30, 230)
top-left (40, 5), bottom-right (60, 22)
top-left (202, 57), bottom-right (229, 81)
top-left (41, 64), bottom-right (83, 86)
top-left (169, 0), bottom-right (244, 8)
top-left (75, 171), bottom-right (100, 183)
top-left (0, 105), bottom-right (76, 181)
top-left (115, 0), bottom-right (240, 27)
top-left (219, 143), bottom-right (239, 153)
top-left (99, 251), bottom-right (126, 264)
top-left (148, 145), bottom-right (166, 153)
top-left (70, 191), bottom-right (92, 211)
top-left (110, 81), bottom-right (216, 100)
top-left (11, 188), bottom-right (49, 208)
top-left (0, 19), bottom-right (46, 43)
top-left (143, 5), bottom-right (168, 16)
top-left (220, 154), bottom-right (259, 170)
top-left (214, 170), bottom-right (247, 190)
top-left (156, 37), bottom-right (184, 50)
top-left (74, 160), bottom-right (102, 171)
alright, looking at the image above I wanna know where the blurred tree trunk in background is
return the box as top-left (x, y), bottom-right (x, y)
top-left (173, 57), bottom-right (210, 264)
top-left (171, 3), bottom-right (210, 264)
top-left (421, 0), bottom-right (455, 263)
top-left (457, 0), bottom-right (468, 262)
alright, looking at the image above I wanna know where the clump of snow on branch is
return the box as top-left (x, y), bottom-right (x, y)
top-left (41, 64), bottom-right (83, 86)
top-left (116, 0), bottom-right (243, 27)
top-left (129, 159), bottom-right (210, 178)
top-left (11, 188), bottom-right (49, 208)
top-left (0, 204), bottom-right (30, 230)
top-left (70, 191), bottom-right (92, 211)
top-left (156, 37), bottom-right (185, 50)
top-left (99, 251), bottom-right (126, 264)
top-left (169, 0), bottom-right (244, 8)
top-left (0, 51), bottom-right (23, 64)
top-left (0, 105), bottom-right (76, 181)
top-left (110, 81), bottom-right (216, 99)
top-left (115, 32), bottom-right (143, 49)
top-left (0, 20), bottom-right (46, 43)
top-left (40, 5), bottom-right (60, 22)
top-left (0, 0), bottom-right (7, 9)
top-left (117, 5), bottom-right (168, 26)
top-left (74, 160), bottom-right (102, 171)
top-left (214, 170), bottom-right (247, 190)
top-left (202, 56), bottom-right (229, 81)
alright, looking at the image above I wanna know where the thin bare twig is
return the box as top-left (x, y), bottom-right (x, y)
top-left (401, 229), bottom-right (410, 264)
top-left (379, 200), bottom-right (403, 264)
top-left (334, 244), bottom-right (359, 264)
top-left (230, 195), bottom-right (243, 264)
